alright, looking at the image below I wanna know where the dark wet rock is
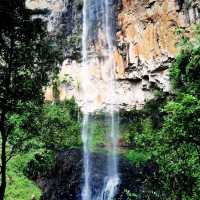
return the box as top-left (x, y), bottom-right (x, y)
top-left (26, 149), bottom-right (157, 200)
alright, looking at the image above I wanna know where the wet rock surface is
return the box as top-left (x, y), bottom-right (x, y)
top-left (28, 149), bottom-right (155, 200)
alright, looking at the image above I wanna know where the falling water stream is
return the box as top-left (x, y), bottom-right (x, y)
top-left (81, 0), bottom-right (119, 200)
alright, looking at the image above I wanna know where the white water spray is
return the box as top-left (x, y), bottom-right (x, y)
top-left (81, 0), bottom-right (120, 199)
top-left (81, 0), bottom-right (92, 199)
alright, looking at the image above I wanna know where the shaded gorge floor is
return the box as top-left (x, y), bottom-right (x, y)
top-left (25, 149), bottom-right (158, 200)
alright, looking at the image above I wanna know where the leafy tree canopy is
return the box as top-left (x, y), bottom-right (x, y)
top-left (0, 0), bottom-right (63, 199)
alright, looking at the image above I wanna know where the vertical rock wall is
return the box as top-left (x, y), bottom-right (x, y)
top-left (26, 0), bottom-right (200, 110)
top-left (113, 0), bottom-right (199, 109)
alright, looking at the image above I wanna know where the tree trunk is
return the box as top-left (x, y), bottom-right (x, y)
top-left (0, 31), bottom-right (14, 200)
top-left (0, 114), bottom-right (7, 200)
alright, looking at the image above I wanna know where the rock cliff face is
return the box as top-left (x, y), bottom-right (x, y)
top-left (27, 0), bottom-right (199, 110)
top-left (113, 0), bottom-right (199, 109)
top-left (26, 149), bottom-right (157, 200)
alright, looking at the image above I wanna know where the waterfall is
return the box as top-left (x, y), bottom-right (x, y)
top-left (81, 0), bottom-right (91, 199)
top-left (81, 0), bottom-right (119, 200)
top-left (81, 113), bottom-right (91, 200)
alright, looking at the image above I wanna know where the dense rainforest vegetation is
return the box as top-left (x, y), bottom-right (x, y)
top-left (0, 0), bottom-right (64, 199)
top-left (1, 0), bottom-right (200, 200)
top-left (121, 26), bottom-right (200, 200)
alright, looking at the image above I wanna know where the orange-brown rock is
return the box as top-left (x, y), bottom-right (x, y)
top-left (114, 50), bottom-right (125, 79)
top-left (27, 0), bottom-right (200, 110)
top-left (115, 0), bottom-right (198, 79)
top-left (106, 0), bottom-right (200, 110)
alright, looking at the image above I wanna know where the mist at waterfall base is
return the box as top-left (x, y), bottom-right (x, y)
top-left (81, 0), bottom-right (120, 200)
top-left (81, 114), bottom-right (120, 200)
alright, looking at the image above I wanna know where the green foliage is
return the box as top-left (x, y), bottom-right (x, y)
top-left (4, 99), bottom-right (81, 199)
top-left (125, 150), bottom-right (150, 166)
top-left (24, 151), bottom-right (55, 179)
top-left (52, 77), bottom-right (61, 102)
top-left (124, 189), bottom-right (137, 200)
top-left (0, 0), bottom-right (63, 197)
top-left (135, 118), bottom-right (156, 154)
top-left (171, 26), bottom-right (200, 97)
top-left (158, 27), bottom-right (200, 199)
top-left (63, 97), bottom-right (81, 121)
top-left (143, 90), bottom-right (169, 129)
top-left (5, 152), bottom-right (41, 200)
top-left (119, 109), bottom-right (144, 143)
top-left (90, 119), bottom-right (107, 149)
top-left (40, 100), bottom-right (81, 151)
top-left (122, 25), bottom-right (200, 200)
top-left (154, 94), bottom-right (200, 199)
top-left (7, 102), bottom-right (42, 154)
